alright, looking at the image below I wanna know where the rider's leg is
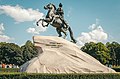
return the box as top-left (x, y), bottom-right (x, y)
top-left (63, 20), bottom-right (69, 30)
top-left (59, 17), bottom-right (69, 30)
top-left (60, 27), bottom-right (67, 39)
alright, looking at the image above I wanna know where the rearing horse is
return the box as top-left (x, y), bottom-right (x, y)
top-left (36, 3), bottom-right (76, 43)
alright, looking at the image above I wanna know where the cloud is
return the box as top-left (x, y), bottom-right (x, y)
top-left (0, 5), bottom-right (46, 34)
top-left (26, 22), bottom-right (47, 34)
top-left (0, 35), bottom-right (13, 42)
top-left (77, 20), bottom-right (108, 46)
top-left (0, 5), bottom-right (44, 22)
top-left (0, 23), bottom-right (13, 42)
top-left (0, 23), bottom-right (5, 34)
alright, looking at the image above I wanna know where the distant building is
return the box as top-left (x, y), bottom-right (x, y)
top-left (0, 64), bottom-right (19, 68)
top-left (2, 64), bottom-right (5, 68)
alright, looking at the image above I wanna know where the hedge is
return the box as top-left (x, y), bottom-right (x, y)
top-left (0, 67), bottom-right (119, 73)
top-left (0, 73), bottom-right (120, 79)
top-left (0, 68), bottom-right (19, 72)
top-left (112, 67), bottom-right (120, 72)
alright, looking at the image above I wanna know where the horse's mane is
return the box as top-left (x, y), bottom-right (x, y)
top-left (51, 4), bottom-right (56, 10)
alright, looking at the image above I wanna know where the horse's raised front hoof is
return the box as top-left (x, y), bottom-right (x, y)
top-left (45, 25), bottom-right (48, 27)
top-left (36, 22), bottom-right (39, 26)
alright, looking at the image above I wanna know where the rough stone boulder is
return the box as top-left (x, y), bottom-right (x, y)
top-left (20, 36), bottom-right (115, 73)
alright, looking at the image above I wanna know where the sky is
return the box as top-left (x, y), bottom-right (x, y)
top-left (0, 0), bottom-right (120, 46)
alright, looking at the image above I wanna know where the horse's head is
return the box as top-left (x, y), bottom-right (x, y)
top-left (44, 3), bottom-right (56, 10)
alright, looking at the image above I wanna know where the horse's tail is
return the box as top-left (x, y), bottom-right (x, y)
top-left (68, 27), bottom-right (76, 43)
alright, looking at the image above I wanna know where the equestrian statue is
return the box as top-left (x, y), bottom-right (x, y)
top-left (36, 3), bottom-right (76, 43)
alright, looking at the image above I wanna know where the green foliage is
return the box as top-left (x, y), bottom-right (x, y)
top-left (21, 40), bottom-right (38, 63)
top-left (112, 66), bottom-right (120, 72)
top-left (81, 42), bottom-right (111, 65)
top-left (106, 42), bottom-right (120, 66)
top-left (0, 68), bottom-right (19, 72)
top-left (81, 41), bottom-right (120, 66)
top-left (0, 40), bottom-right (38, 66)
top-left (112, 68), bottom-right (120, 72)
top-left (0, 73), bottom-right (120, 79)
top-left (0, 42), bottom-right (23, 66)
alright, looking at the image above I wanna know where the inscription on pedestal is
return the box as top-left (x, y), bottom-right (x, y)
top-left (46, 42), bottom-right (63, 48)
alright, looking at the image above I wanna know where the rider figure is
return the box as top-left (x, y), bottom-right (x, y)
top-left (51, 3), bottom-right (68, 30)
top-left (56, 3), bottom-right (64, 19)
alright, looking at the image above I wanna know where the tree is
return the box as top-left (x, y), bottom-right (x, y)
top-left (0, 42), bottom-right (23, 66)
top-left (81, 42), bottom-right (97, 57)
top-left (21, 40), bottom-right (38, 63)
top-left (0, 40), bottom-right (38, 66)
top-left (106, 42), bottom-right (120, 66)
top-left (81, 42), bottom-right (111, 65)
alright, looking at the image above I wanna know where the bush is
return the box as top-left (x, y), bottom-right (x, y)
top-left (0, 68), bottom-right (19, 72)
top-left (112, 68), bottom-right (120, 72)
top-left (0, 73), bottom-right (120, 79)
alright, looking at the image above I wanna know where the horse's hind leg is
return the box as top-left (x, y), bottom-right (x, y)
top-left (56, 28), bottom-right (62, 37)
top-left (68, 27), bottom-right (76, 43)
top-left (61, 29), bottom-right (67, 39)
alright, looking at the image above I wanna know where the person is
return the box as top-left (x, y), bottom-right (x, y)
top-left (51, 3), bottom-right (68, 30)
top-left (56, 3), bottom-right (64, 19)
